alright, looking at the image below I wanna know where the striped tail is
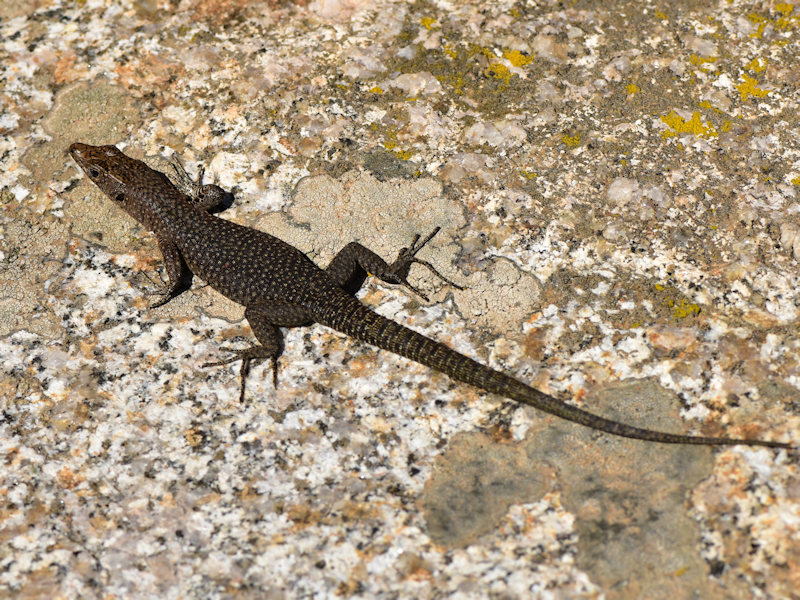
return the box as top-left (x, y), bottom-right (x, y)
top-left (319, 298), bottom-right (789, 448)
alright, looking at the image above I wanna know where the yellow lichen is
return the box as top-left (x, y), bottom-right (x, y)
top-left (503, 49), bottom-right (533, 67)
top-left (791, 176), bottom-right (800, 185)
top-left (519, 170), bottom-right (537, 180)
top-left (660, 111), bottom-right (717, 138)
top-left (437, 72), bottom-right (465, 94)
top-left (561, 134), bottom-right (580, 148)
top-left (626, 84), bottom-right (640, 94)
top-left (420, 17), bottom-right (436, 30)
top-left (690, 54), bottom-right (717, 65)
top-left (472, 46), bottom-right (495, 59)
top-left (746, 58), bottom-right (767, 73)
top-left (689, 54), bottom-right (717, 73)
top-left (736, 74), bottom-right (769, 101)
top-left (487, 62), bottom-right (511, 84)
top-left (669, 299), bottom-right (701, 319)
top-left (370, 86), bottom-right (384, 94)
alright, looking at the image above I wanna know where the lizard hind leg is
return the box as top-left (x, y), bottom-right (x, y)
top-left (202, 342), bottom-right (280, 402)
top-left (201, 302), bottom-right (313, 401)
top-left (325, 226), bottom-right (462, 301)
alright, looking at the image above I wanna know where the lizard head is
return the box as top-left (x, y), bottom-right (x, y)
top-left (69, 143), bottom-right (137, 204)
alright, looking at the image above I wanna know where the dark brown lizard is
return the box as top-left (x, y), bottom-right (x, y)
top-left (68, 142), bottom-right (792, 449)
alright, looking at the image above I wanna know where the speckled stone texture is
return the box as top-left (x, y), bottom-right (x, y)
top-left (1, 0), bottom-right (799, 598)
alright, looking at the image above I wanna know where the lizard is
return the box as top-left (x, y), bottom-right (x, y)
top-left (68, 142), bottom-right (792, 449)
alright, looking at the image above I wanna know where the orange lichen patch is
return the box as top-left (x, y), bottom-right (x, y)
top-left (53, 52), bottom-right (84, 85)
top-left (397, 552), bottom-right (435, 581)
top-left (56, 466), bottom-right (85, 490)
top-left (189, 0), bottom-right (250, 21)
top-left (338, 499), bottom-right (380, 521)
top-left (736, 74), bottom-right (770, 101)
top-left (347, 356), bottom-right (376, 379)
top-left (184, 426), bottom-right (204, 448)
top-left (286, 503), bottom-right (323, 529)
top-left (115, 53), bottom-right (185, 100)
top-left (277, 136), bottom-right (296, 154)
top-left (0, 508), bottom-right (21, 538)
top-left (742, 309), bottom-right (782, 328)
top-left (521, 329), bottom-right (547, 361)
top-left (647, 325), bottom-right (698, 352)
top-left (77, 338), bottom-right (97, 357)
top-left (194, 492), bottom-right (222, 506)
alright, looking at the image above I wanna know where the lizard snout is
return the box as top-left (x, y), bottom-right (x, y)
top-left (68, 142), bottom-right (89, 159)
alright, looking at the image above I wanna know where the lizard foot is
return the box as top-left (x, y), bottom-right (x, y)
top-left (142, 281), bottom-right (181, 309)
top-left (202, 346), bottom-right (279, 402)
top-left (147, 293), bottom-right (174, 309)
top-left (134, 270), bottom-right (184, 308)
top-left (388, 227), bottom-right (464, 301)
top-left (170, 155), bottom-right (232, 211)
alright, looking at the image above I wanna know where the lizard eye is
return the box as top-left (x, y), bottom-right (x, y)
top-left (114, 193), bottom-right (124, 203)
top-left (89, 167), bottom-right (101, 178)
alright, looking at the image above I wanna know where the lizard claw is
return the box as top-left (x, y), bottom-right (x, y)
top-left (134, 270), bottom-right (183, 308)
top-left (147, 293), bottom-right (173, 309)
top-left (143, 282), bottom-right (181, 309)
top-left (170, 155), bottom-right (231, 211)
top-left (388, 227), bottom-right (464, 299)
top-left (202, 346), bottom-right (280, 401)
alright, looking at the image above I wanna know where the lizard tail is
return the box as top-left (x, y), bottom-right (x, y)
top-left (323, 301), bottom-right (790, 448)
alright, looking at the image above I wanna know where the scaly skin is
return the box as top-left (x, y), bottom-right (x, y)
top-left (68, 143), bottom-right (792, 448)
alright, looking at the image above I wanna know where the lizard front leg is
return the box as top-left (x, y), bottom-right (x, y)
top-left (325, 227), bottom-right (463, 300)
top-left (170, 155), bottom-right (233, 211)
top-left (202, 301), bottom-right (314, 401)
top-left (147, 235), bottom-right (191, 308)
